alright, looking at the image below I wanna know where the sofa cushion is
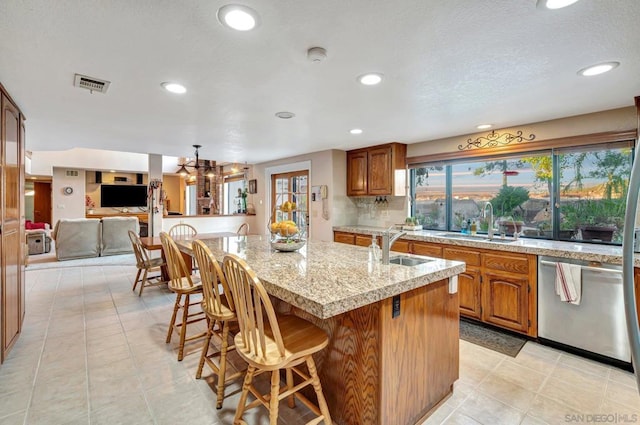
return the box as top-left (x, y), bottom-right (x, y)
top-left (53, 219), bottom-right (102, 260)
top-left (101, 217), bottom-right (139, 256)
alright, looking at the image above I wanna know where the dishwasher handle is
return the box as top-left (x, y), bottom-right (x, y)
top-left (539, 260), bottom-right (622, 275)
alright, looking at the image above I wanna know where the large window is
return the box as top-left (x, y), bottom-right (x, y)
top-left (411, 141), bottom-right (633, 244)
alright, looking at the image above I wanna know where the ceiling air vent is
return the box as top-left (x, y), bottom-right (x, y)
top-left (73, 74), bottom-right (110, 94)
top-left (65, 170), bottom-right (79, 177)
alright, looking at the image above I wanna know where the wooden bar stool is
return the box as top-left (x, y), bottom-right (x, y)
top-left (128, 230), bottom-right (166, 296)
top-left (160, 232), bottom-right (206, 361)
top-left (192, 240), bottom-right (244, 409)
top-left (222, 254), bottom-right (332, 425)
top-left (168, 223), bottom-right (197, 239)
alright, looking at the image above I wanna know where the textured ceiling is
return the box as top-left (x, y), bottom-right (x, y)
top-left (1, 0), bottom-right (639, 164)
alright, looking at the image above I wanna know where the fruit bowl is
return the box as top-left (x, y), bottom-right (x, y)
top-left (270, 238), bottom-right (306, 252)
top-left (269, 202), bottom-right (306, 252)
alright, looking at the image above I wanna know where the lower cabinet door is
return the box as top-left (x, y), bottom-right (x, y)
top-left (458, 267), bottom-right (482, 320)
top-left (482, 272), bottom-right (529, 333)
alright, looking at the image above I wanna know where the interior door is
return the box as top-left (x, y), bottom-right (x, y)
top-left (2, 95), bottom-right (22, 360)
top-left (34, 181), bottom-right (52, 225)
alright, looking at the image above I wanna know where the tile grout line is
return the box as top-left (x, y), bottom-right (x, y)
top-left (82, 267), bottom-right (91, 425)
top-left (438, 350), bottom-right (507, 424)
top-left (110, 264), bottom-right (160, 425)
top-left (22, 269), bottom-right (62, 425)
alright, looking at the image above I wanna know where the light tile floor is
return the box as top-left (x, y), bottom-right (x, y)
top-left (0, 264), bottom-right (638, 425)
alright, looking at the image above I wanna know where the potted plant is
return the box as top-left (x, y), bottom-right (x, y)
top-left (403, 216), bottom-right (422, 231)
top-left (86, 195), bottom-right (95, 214)
top-left (566, 198), bottom-right (623, 242)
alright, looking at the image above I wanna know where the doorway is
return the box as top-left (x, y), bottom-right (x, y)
top-left (33, 181), bottom-right (52, 225)
top-left (271, 170), bottom-right (309, 236)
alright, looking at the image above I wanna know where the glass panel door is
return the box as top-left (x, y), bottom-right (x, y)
top-left (271, 170), bottom-right (309, 235)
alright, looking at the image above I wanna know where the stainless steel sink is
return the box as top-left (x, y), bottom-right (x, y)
top-left (389, 256), bottom-right (433, 266)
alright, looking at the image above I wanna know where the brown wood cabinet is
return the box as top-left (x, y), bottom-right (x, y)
top-left (443, 247), bottom-right (482, 320)
top-left (346, 151), bottom-right (368, 196)
top-left (85, 212), bottom-right (148, 222)
top-left (346, 143), bottom-right (406, 196)
top-left (355, 234), bottom-right (375, 247)
top-left (1, 83), bottom-right (26, 363)
top-left (411, 241), bottom-right (442, 257)
top-left (334, 231), bottom-right (356, 245)
top-left (482, 252), bottom-right (536, 335)
top-left (334, 231), bottom-right (537, 336)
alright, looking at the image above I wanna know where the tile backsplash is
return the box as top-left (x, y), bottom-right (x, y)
top-left (350, 196), bottom-right (409, 228)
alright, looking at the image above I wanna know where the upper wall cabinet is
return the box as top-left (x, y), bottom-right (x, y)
top-left (346, 143), bottom-right (407, 196)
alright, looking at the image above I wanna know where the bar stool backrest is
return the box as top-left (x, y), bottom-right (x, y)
top-left (223, 254), bottom-right (285, 360)
top-left (160, 232), bottom-right (196, 288)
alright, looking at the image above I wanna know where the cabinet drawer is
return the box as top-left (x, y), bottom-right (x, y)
top-left (483, 252), bottom-right (529, 275)
top-left (391, 239), bottom-right (411, 253)
top-left (411, 242), bottom-right (442, 258)
top-left (443, 247), bottom-right (481, 266)
top-left (334, 232), bottom-right (355, 245)
top-left (355, 234), bottom-right (374, 247)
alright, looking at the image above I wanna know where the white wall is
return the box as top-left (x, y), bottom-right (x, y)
top-left (253, 150), bottom-right (353, 242)
top-left (162, 215), bottom-right (257, 234)
top-left (52, 167), bottom-right (86, 225)
top-left (30, 148), bottom-right (180, 176)
top-left (407, 106), bottom-right (636, 158)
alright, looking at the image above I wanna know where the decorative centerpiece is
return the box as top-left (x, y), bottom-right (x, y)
top-left (269, 201), bottom-right (306, 252)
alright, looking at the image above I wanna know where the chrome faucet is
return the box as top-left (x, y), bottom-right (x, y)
top-left (483, 202), bottom-right (495, 240)
top-left (510, 216), bottom-right (521, 240)
top-left (382, 226), bottom-right (407, 265)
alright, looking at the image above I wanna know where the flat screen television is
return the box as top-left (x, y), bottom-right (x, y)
top-left (100, 185), bottom-right (148, 207)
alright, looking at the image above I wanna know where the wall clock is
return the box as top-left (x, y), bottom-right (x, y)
top-left (63, 186), bottom-right (73, 195)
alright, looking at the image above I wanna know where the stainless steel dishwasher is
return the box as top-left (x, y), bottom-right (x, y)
top-left (538, 256), bottom-right (631, 363)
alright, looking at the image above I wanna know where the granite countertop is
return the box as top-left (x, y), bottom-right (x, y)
top-left (174, 235), bottom-right (465, 319)
top-left (333, 225), bottom-right (636, 266)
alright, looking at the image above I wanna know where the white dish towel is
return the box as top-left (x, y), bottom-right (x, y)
top-left (555, 262), bottom-right (582, 305)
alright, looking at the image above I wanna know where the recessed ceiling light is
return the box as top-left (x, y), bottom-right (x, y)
top-left (217, 4), bottom-right (260, 31)
top-left (275, 111), bottom-right (295, 119)
top-left (350, 129), bottom-right (363, 134)
top-left (578, 61), bottom-right (620, 77)
top-left (477, 124), bottom-right (492, 130)
top-left (537, 0), bottom-right (580, 9)
top-left (109, 170), bottom-right (116, 173)
top-left (358, 73), bottom-right (384, 86)
top-left (161, 82), bottom-right (187, 94)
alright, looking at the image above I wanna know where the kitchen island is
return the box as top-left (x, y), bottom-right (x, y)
top-left (175, 235), bottom-right (465, 425)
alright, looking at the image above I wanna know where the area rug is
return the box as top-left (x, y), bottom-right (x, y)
top-left (459, 318), bottom-right (526, 357)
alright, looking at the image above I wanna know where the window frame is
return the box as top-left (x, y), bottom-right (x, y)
top-left (409, 134), bottom-right (635, 245)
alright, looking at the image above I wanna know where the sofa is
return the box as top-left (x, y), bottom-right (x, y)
top-left (52, 217), bottom-right (139, 260)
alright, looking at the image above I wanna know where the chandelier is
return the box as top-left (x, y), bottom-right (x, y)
top-left (176, 144), bottom-right (216, 177)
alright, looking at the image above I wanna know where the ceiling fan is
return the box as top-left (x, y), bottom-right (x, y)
top-left (176, 144), bottom-right (216, 177)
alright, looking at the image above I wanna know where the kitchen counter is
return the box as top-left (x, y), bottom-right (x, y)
top-left (175, 234), bottom-right (464, 425)
top-left (175, 235), bottom-right (465, 319)
top-left (334, 225), bottom-right (632, 265)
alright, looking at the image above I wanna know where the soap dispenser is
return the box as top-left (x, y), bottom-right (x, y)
top-left (369, 236), bottom-right (381, 263)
